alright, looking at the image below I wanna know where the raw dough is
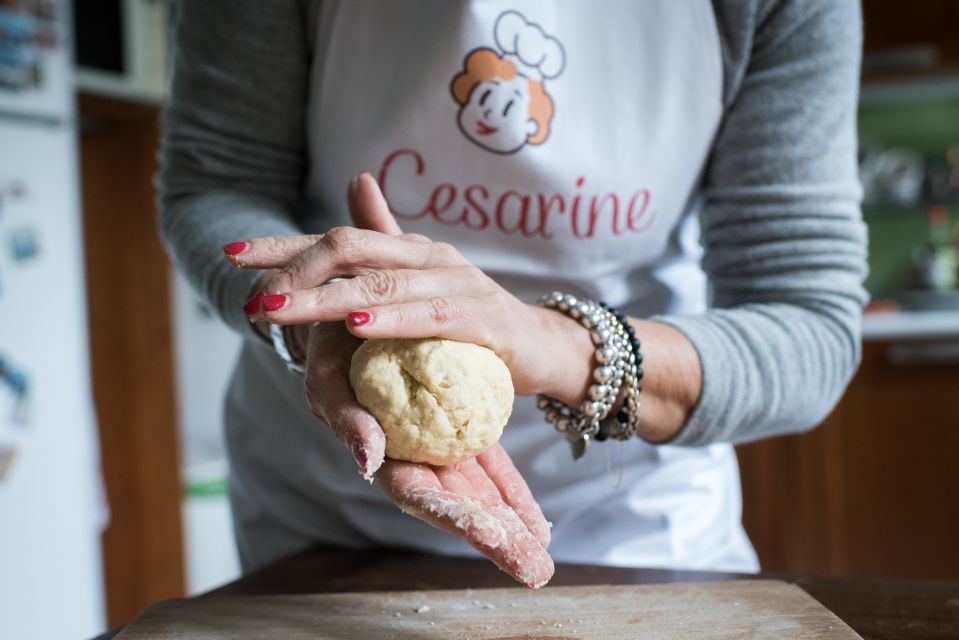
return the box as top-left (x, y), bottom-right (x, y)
top-left (349, 338), bottom-right (514, 465)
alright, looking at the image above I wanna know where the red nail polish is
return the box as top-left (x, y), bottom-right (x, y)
top-left (223, 241), bottom-right (249, 256)
top-left (348, 311), bottom-right (372, 327)
top-left (243, 291), bottom-right (263, 315)
top-left (261, 294), bottom-right (288, 312)
top-left (351, 440), bottom-right (368, 470)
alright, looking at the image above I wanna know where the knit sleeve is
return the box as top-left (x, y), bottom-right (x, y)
top-left (656, 0), bottom-right (869, 445)
top-left (157, 0), bottom-right (313, 335)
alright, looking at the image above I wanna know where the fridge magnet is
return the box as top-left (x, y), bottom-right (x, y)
top-left (1, 179), bottom-right (28, 201)
top-left (0, 179), bottom-right (28, 219)
top-left (0, 2), bottom-right (59, 93)
top-left (9, 226), bottom-right (38, 262)
top-left (0, 354), bottom-right (29, 426)
top-left (0, 441), bottom-right (15, 481)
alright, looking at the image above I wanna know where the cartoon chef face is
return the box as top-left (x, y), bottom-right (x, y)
top-left (454, 57), bottom-right (544, 155)
top-left (450, 12), bottom-right (565, 155)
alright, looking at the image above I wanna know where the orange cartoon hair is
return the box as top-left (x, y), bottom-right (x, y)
top-left (450, 48), bottom-right (554, 145)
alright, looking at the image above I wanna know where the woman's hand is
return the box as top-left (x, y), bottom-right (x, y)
top-left (224, 174), bottom-right (555, 587)
top-left (229, 173), bottom-right (593, 407)
top-left (377, 446), bottom-right (554, 589)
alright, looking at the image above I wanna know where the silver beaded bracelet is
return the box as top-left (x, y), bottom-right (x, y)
top-left (536, 292), bottom-right (642, 459)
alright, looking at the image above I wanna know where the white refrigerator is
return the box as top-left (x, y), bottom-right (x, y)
top-left (0, 2), bottom-right (106, 639)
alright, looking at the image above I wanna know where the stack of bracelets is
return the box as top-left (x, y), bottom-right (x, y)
top-left (536, 291), bottom-right (644, 459)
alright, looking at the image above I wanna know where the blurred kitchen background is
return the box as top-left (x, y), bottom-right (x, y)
top-left (1, 1), bottom-right (958, 638)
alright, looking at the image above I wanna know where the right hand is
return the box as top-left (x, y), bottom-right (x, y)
top-left (234, 175), bottom-right (554, 587)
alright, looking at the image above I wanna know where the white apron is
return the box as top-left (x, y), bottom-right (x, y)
top-left (226, 0), bottom-right (759, 574)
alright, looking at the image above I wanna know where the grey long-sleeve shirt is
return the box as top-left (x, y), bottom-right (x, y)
top-left (158, 0), bottom-right (868, 448)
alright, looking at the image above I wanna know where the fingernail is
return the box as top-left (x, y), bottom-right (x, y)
top-left (262, 294), bottom-right (289, 312)
top-left (243, 291), bottom-right (263, 315)
top-left (348, 174), bottom-right (361, 196)
top-left (348, 311), bottom-right (371, 327)
top-left (351, 441), bottom-right (369, 470)
top-left (223, 241), bottom-right (249, 256)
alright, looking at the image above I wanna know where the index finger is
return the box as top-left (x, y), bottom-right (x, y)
top-left (473, 445), bottom-right (552, 549)
top-left (223, 234), bottom-right (323, 268)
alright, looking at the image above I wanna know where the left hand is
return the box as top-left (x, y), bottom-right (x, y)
top-left (376, 445), bottom-right (554, 589)
top-left (230, 173), bottom-right (592, 405)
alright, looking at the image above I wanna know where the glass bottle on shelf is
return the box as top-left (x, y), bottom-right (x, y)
top-left (911, 205), bottom-right (957, 292)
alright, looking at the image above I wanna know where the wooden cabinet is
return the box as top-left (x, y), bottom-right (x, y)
top-left (863, 0), bottom-right (959, 63)
top-left (738, 340), bottom-right (959, 580)
top-left (79, 94), bottom-right (185, 627)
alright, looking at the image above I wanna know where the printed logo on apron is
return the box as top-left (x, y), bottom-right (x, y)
top-left (450, 10), bottom-right (565, 155)
top-left (375, 9), bottom-right (657, 241)
top-left (308, 1), bottom-right (721, 274)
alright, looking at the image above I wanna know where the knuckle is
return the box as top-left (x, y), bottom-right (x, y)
top-left (274, 262), bottom-right (301, 290)
top-left (324, 225), bottom-right (352, 244)
top-left (264, 270), bottom-right (293, 294)
top-left (431, 242), bottom-right (461, 263)
top-left (360, 269), bottom-right (398, 303)
top-left (261, 236), bottom-right (287, 255)
top-left (425, 297), bottom-right (455, 325)
top-left (324, 226), bottom-right (362, 260)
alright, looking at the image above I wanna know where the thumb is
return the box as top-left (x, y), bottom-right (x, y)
top-left (348, 172), bottom-right (403, 236)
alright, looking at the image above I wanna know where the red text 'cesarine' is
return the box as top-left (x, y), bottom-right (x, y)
top-left (377, 149), bottom-right (657, 240)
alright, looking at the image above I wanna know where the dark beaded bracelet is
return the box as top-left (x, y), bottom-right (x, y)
top-left (596, 301), bottom-right (644, 442)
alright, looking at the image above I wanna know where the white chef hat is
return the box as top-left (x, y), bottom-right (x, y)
top-left (494, 10), bottom-right (566, 83)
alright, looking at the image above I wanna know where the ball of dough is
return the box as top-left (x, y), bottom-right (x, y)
top-left (349, 338), bottom-right (514, 465)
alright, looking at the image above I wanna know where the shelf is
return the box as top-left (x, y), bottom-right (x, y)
top-left (862, 204), bottom-right (959, 217)
top-left (860, 69), bottom-right (959, 106)
top-left (862, 309), bottom-right (959, 341)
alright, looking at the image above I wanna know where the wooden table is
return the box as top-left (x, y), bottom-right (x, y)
top-left (96, 546), bottom-right (959, 640)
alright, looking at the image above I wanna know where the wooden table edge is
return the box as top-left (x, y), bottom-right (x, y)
top-left (92, 545), bottom-right (959, 640)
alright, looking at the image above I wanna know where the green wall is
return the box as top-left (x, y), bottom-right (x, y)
top-left (864, 206), bottom-right (959, 296)
top-left (859, 98), bottom-right (959, 296)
